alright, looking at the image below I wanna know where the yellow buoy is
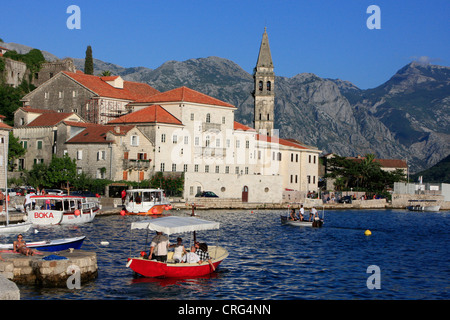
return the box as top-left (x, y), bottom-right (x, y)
top-left (365, 229), bottom-right (372, 236)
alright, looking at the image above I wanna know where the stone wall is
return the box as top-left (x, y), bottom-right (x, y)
top-left (0, 250), bottom-right (97, 287)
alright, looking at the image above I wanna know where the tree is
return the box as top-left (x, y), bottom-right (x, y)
top-left (84, 45), bottom-right (94, 75)
top-left (99, 70), bottom-right (111, 76)
top-left (8, 132), bottom-right (26, 170)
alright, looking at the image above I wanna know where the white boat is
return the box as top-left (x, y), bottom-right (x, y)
top-left (280, 215), bottom-right (324, 228)
top-left (124, 189), bottom-right (172, 215)
top-left (406, 200), bottom-right (441, 212)
top-left (27, 195), bottom-right (99, 225)
top-left (0, 136), bottom-right (33, 234)
top-left (280, 206), bottom-right (324, 228)
top-left (0, 221), bottom-right (32, 234)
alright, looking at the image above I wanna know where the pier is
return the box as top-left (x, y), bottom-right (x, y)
top-left (0, 250), bottom-right (97, 288)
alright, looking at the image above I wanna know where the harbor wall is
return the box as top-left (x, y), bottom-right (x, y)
top-left (0, 250), bottom-right (97, 287)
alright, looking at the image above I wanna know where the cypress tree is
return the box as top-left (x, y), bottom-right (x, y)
top-left (84, 45), bottom-right (94, 75)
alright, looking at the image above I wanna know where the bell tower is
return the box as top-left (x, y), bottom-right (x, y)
top-left (254, 27), bottom-right (275, 136)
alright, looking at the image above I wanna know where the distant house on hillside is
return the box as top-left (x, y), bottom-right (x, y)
top-left (21, 71), bottom-right (160, 124)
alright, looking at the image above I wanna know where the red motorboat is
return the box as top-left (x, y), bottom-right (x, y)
top-left (126, 216), bottom-right (228, 278)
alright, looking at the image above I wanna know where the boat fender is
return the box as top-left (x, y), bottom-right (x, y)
top-left (126, 259), bottom-right (132, 268)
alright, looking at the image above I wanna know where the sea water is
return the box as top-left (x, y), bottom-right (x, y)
top-left (11, 209), bottom-right (450, 300)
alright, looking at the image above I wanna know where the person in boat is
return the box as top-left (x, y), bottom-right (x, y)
top-left (181, 246), bottom-right (200, 263)
top-left (170, 237), bottom-right (186, 263)
top-left (309, 207), bottom-right (318, 221)
top-left (298, 205), bottom-right (305, 221)
top-left (13, 234), bottom-right (37, 256)
top-left (289, 208), bottom-right (297, 220)
top-left (195, 242), bottom-right (215, 271)
top-left (149, 231), bottom-right (170, 262)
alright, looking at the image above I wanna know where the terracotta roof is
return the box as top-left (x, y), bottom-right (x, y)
top-left (26, 112), bottom-right (78, 127)
top-left (133, 86), bottom-right (235, 108)
top-left (234, 121), bottom-right (256, 132)
top-left (66, 125), bottom-right (135, 144)
top-left (18, 107), bottom-right (57, 114)
top-left (108, 105), bottom-right (182, 125)
top-left (62, 71), bottom-right (160, 100)
top-left (348, 157), bottom-right (407, 168)
top-left (0, 122), bottom-right (12, 130)
top-left (257, 134), bottom-right (308, 150)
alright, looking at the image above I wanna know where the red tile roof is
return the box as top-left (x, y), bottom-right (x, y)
top-left (62, 71), bottom-right (160, 101)
top-left (257, 134), bottom-right (308, 150)
top-left (234, 121), bottom-right (256, 132)
top-left (19, 107), bottom-right (58, 114)
top-left (0, 122), bottom-right (12, 130)
top-left (133, 86), bottom-right (235, 108)
top-left (66, 125), bottom-right (135, 144)
top-left (26, 112), bottom-right (79, 127)
top-left (108, 105), bottom-right (182, 125)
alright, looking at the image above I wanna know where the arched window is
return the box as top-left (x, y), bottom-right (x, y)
top-left (206, 113), bottom-right (211, 123)
top-left (259, 113), bottom-right (262, 120)
top-left (267, 114), bottom-right (270, 120)
top-left (259, 81), bottom-right (263, 91)
top-left (267, 81), bottom-right (271, 91)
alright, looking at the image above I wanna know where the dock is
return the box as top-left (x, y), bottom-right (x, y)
top-left (0, 249), bottom-right (97, 288)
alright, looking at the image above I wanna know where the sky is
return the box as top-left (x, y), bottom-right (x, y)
top-left (1, 0), bottom-right (449, 89)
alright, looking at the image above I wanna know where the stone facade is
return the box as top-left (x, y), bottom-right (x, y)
top-left (1, 57), bottom-right (27, 87)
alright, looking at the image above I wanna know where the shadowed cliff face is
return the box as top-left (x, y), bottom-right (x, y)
top-left (73, 56), bottom-right (450, 173)
top-left (3, 38), bottom-right (443, 173)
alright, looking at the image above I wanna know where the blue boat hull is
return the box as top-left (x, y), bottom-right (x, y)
top-left (28, 237), bottom-right (85, 252)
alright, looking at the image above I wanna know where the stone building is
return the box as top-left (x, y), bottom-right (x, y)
top-left (12, 107), bottom-right (83, 171)
top-left (65, 124), bottom-right (153, 181)
top-left (31, 58), bottom-right (76, 87)
top-left (21, 71), bottom-right (159, 124)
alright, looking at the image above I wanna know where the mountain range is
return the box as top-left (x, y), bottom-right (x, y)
top-left (2, 41), bottom-right (449, 173)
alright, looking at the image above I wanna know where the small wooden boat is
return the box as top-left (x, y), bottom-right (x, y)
top-left (27, 195), bottom-right (99, 225)
top-left (0, 236), bottom-right (85, 252)
top-left (280, 215), bottom-right (324, 228)
top-left (127, 216), bottom-right (228, 278)
top-left (124, 189), bottom-right (171, 215)
top-left (280, 206), bottom-right (324, 228)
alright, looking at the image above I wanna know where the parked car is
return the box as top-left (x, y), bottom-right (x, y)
top-left (71, 190), bottom-right (100, 198)
top-left (45, 189), bottom-right (66, 195)
top-left (338, 196), bottom-right (352, 204)
top-left (195, 191), bottom-right (219, 198)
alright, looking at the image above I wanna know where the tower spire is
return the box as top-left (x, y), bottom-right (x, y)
top-left (254, 28), bottom-right (275, 136)
top-left (256, 27), bottom-right (273, 69)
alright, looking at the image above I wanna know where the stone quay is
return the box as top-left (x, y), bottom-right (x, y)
top-left (0, 249), bottom-right (98, 289)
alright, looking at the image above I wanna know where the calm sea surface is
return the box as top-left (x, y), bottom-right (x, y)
top-left (8, 208), bottom-right (450, 300)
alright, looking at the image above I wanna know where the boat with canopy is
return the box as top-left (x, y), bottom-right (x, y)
top-left (124, 189), bottom-right (172, 215)
top-left (126, 216), bottom-right (228, 278)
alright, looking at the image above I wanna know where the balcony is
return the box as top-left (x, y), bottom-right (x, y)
top-left (123, 159), bottom-right (151, 170)
top-left (202, 122), bottom-right (221, 132)
top-left (194, 146), bottom-right (227, 158)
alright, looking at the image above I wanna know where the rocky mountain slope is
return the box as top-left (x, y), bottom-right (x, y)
top-left (2, 41), bottom-right (448, 173)
top-left (83, 56), bottom-right (446, 173)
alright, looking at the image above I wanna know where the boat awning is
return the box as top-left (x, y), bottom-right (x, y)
top-left (130, 216), bottom-right (220, 235)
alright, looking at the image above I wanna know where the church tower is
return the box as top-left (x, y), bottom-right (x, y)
top-left (254, 27), bottom-right (275, 136)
